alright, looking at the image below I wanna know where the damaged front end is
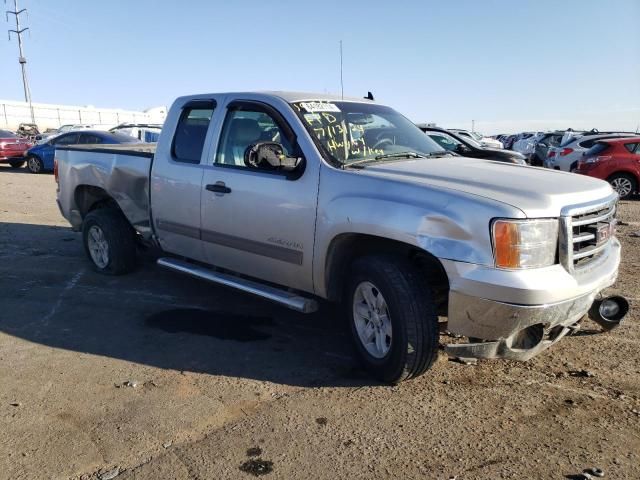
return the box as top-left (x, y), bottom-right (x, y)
top-left (444, 290), bottom-right (629, 361)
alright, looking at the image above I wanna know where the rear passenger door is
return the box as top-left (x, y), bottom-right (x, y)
top-left (150, 99), bottom-right (218, 262)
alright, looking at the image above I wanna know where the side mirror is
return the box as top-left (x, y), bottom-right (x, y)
top-left (245, 142), bottom-right (300, 172)
top-left (455, 144), bottom-right (469, 153)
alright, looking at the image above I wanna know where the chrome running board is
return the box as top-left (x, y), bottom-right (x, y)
top-left (157, 257), bottom-right (318, 313)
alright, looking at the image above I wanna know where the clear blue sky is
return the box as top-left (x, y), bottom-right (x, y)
top-left (1, 0), bottom-right (639, 133)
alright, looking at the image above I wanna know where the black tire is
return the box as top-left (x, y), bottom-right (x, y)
top-left (530, 155), bottom-right (542, 167)
top-left (9, 160), bottom-right (25, 168)
top-left (82, 208), bottom-right (137, 275)
top-left (346, 255), bottom-right (439, 383)
top-left (607, 173), bottom-right (637, 200)
top-left (26, 155), bottom-right (44, 174)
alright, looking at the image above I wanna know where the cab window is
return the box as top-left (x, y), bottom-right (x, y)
top-left (172, 103), bottom-right (215, 164)
top-left (215, 109), bottom-right (293, 168)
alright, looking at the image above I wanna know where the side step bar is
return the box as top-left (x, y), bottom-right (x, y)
top-left (157, 257), bottom-right (319, 314)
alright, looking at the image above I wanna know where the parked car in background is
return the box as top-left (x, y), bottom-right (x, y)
top-left (577, 137), bottom-right (640, 199)
top-left (109, 123), bottom-right (163, 143)
top-left (545, 133), bottom-right (637, 172)
top-left (512, 132), bottom-right (542, 159)
top-left (450, 129), bottom-right (503, 149)
top-left (58, 124), bottom-right (94, 133)
top-left (24, 130), bottom-right (139, 173)
top-left (417, 125), bottom-right (526, 164)
top-left (502, 134), bottom-right (517, 150)
top-left (529, 131), bottom-right (565, 166)
top-left (0, 129), bottom-right (32, 168)
top-left (15, 123), bottom-right (40, 143)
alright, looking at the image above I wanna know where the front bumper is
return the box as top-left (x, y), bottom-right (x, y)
top-left (442, 238), bottom-right (621, 361)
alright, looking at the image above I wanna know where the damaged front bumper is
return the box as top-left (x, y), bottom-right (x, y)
top-left (445, 291), bottom-right (601, 361)
top-left (442, 238), bottom-right (621, 361)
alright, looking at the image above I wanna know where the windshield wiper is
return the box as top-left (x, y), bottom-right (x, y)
top-left (425, 151), bottom-right (456, 157)
top-left (375, 151), bottom-right (426, 161)
top-left (342, 151), bottom-right (426, 168)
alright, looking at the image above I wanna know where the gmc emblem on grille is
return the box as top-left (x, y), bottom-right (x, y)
top-left (596, 221), bottom-right (616, 245)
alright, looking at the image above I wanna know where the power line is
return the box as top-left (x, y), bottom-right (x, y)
top-left (6, 0), bottom-right (35, 123)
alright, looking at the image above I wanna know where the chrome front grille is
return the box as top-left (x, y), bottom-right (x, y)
top-left (559, 195), bottom-right (618, 273)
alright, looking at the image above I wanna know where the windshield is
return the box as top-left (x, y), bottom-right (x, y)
top-left (470, 131), bottom-right (483, 141)
top-left (291, 101), bottom-right (445, 166)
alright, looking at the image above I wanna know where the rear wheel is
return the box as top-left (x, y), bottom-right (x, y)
top-left (26, 155), bottom-right (43, 174)
top-left (82, 208), bottom-right (137, 275)
top-left (9, 160), bottom-right (25, 168)
top-left (608, 173), bottom-right (636, 199)
top-left (346, 256), bottom-right (439, 383)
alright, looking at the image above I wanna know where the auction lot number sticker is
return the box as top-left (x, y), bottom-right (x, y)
top-left (299, 102), bottom-right (341, 113)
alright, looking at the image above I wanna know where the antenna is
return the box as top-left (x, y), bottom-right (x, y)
top-left (6, 0), bottom-right (35, 123)
top-left (339, 40), bottom-right (344, 100)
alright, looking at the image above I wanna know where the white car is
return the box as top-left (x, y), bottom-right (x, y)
top-left (545, 133), bottom-right (636, 171)
top-left (512, 132), bottom-right (544, 157)
top-left (450, 129), bottom-right (503, 149)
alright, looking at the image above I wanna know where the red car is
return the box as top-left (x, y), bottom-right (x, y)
top-left (576, 136), bottom-right (640, 199)
top-left (0, 129), bottom-right (32, 168)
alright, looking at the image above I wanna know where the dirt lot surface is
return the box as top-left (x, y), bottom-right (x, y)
top-left (0, 166), bottom-right (639, 480)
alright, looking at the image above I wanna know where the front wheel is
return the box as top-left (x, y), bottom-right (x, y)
top-left (26, 155), bottom-right (44, 174)
top-left (346, 256), bottom-right (439, 383)
top-left (82, 208), bottom-right (137, 275)
top-left (608, 173), bottom-right (636, 200)
top-left (9, 160), bottom-right (25, 168)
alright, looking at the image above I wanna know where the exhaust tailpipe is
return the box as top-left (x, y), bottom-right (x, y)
top-left (588, 296), bottom-right (629, 331)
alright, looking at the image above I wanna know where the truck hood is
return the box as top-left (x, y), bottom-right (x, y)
top-left (357, 157), bottom-right (614, 217)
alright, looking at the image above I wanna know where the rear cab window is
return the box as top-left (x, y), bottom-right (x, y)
top-left (172, 101), bottom-right (216, 164)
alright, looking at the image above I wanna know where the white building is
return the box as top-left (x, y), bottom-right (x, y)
top-left (0, 99), bottom-right (167, 130)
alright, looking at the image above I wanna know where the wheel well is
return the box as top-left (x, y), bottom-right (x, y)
top-left (607, 171), bottom-right (638, 183)
top-left (325, 233), bottom-right (449, 315)
top-left (74, 185), bottom-right (121, 218)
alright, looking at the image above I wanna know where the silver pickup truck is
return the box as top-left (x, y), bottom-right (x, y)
top-left (55, 92), bottom-right (628, 383)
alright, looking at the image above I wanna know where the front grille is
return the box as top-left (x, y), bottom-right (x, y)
top-left (559, 196), bottom-right (617, 273)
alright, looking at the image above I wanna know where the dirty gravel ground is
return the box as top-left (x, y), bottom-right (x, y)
top-left (0, 166), bottom-right (638, 480)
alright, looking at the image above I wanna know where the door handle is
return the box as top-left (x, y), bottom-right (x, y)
top-left (206, 183), bottom-right (232, 194)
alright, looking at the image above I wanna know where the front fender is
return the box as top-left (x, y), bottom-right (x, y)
top-left (312, 167), bottom-right (524, 297)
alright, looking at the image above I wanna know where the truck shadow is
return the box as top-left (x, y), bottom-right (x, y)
top-left (0, 221), bottom-right (378, 388)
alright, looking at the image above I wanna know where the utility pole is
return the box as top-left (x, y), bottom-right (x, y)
top-left (6, 0), bottom-right (35, 124)
top-left (339, 40), bottom-right (344, 100)
top-left (471, 119), bottom-right (475, 133)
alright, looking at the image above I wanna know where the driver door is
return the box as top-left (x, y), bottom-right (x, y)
top-left (200, 100), bottom-right (319, 293)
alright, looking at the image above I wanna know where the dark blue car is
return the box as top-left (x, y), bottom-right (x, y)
top-left (25, 130), bottom-right (139, 173)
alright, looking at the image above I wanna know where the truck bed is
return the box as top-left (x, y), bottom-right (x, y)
top-left (60, 142), bottom-right (157, 158)
top-left (56, 144), bottom-right (155, 238)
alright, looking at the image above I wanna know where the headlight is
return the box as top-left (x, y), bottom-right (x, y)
top-left (492, 219), bottom-right (558, 269)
